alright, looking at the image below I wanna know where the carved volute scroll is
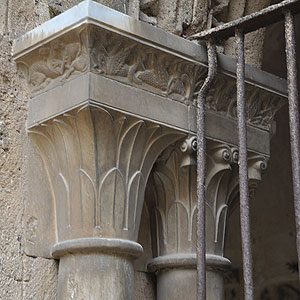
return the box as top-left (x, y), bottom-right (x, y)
top-left (146, 136), bottom-right (198, 257)
top-left (29, 103), bottom-right (184, 243)
top-left (206, 143), bottom-right (268, 256)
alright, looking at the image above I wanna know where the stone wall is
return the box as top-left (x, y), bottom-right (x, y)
top-left (0, 1), bottom-right (57, 299)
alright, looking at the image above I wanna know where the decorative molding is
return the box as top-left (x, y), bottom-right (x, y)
top-left (29, 103), bottom-right (183, 243)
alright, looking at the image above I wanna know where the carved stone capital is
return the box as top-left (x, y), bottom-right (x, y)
top-left (145, 138), bottom-right (268, 300)
top-left (29, 104), bottom-right (183, 246)
top-left (28, 103), bottom-right (183, 299)
top-left (14, 1), bottom-right (286, 135)
top-left (146, 139), bottom-right (268, 259)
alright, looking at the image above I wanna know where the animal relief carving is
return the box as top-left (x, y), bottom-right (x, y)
top-left (90, 29), bottom-right (204, 103)
top-left (205, 75), bottom-right (286, 130)
top-left (17, 29), bottom-right (88, 94)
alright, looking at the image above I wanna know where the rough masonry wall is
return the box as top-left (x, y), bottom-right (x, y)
top-left (0, 1), bottom-right (59, 299)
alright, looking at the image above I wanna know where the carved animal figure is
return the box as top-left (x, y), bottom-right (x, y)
top-left (135, 53), bottom-right (169, 91)
top-left (61, 29), bottom-right (88, 80)
top-left (166, 74), bottom-right (190, 100)
top-left (18, 44), bottom-right (64, 91)
top-left (91, 40), bottom-right (139, 83)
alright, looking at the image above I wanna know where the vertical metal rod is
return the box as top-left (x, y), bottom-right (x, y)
top-left (196, 39), bottom-right (217, 300)
top-left (235, 29), bottom-right (254, 300)
top-left (284, 9), bottom-right (300, 281)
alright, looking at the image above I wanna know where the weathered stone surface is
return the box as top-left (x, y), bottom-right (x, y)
top-left (0, 1), bottom-right (58, 299)
top-left (22, 256), bottom-right (58, 300)
top-left (224, 0), bottom-right (271, 67)
top-left (134, 271), bottom-right (156, 300)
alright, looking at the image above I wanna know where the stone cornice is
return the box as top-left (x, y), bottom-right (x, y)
top-left (13, 0), bottom-right (286, 135)
top-left (11, 0), bottom-right (287, 98)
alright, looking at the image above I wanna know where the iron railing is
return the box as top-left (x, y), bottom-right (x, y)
top-left (190, 0), bottom-right (300, 299)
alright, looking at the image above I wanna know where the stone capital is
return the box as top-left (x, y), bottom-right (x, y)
top-left (29, 104), bottom-right (183, 246)
top-left (145, 138), bottom-right (268, 300)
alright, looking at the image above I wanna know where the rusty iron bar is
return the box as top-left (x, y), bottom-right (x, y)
top-left (284, 10), bottom-right (300, 281)
top-left (189, 0), bottom-right (300, 41)
top-left (235, 30), bottom-right (254, 300)
top-left (196, 40), bottom-right (217, 300)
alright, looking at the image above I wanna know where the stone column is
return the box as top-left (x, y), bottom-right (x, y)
top-left (146, 136), bottom-right (198, 299)
top-left (146, 138), bottom-right (267, 300)
top-left (29, 105), bottom-right (182, 299)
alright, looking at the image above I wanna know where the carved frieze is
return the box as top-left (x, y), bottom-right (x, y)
top-left (29, 103), bottom-right (183, 243)
top-left (17, 28), bottom-right (89, 94)
top-left (205, 75), bottom-right (286, 130)
top-left (16, 23), bottom-right (285, 131)
top-left (89, 28), bottom-right (206, 104)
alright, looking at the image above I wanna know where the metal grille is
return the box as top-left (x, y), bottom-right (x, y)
top-left (191, 0), bottom-right (300, 299)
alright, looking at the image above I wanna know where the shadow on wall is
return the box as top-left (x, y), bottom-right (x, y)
top-left (224, 11), bottom-right (300, 298)
top-left (225, 106), bottom-right (300, 299)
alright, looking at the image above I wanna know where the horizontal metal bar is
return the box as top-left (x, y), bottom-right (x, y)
top-left (284, 9), bottom-right (300, 282)
top-left (235, 29), bottom-right (254, 300)
top-left (189, 0), bottom-right (300, 41)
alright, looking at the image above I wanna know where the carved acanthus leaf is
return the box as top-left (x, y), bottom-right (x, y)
top-left (146, 138), bottom-right (197, 256)
top-left (147, 139), bottom-right (269, 258)
top-left (205, 142), bottom-right (238, 255)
